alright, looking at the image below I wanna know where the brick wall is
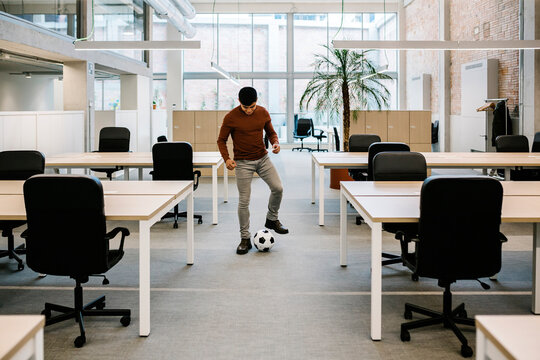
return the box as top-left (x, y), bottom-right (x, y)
top-left (449, 0), bottom-right (519, 115)
top-left (405, 0), bottom-right (519, 116)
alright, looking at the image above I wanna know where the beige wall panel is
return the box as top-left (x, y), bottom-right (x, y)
top-left (349, 111), bottom-right (366, 136)
top-left (195, 111), bottom-right (218, 144)
top-left (410, 143), bottom-right (432, 152)
top-left (365, 111), bottom-right (388, 141)
top-left (410, 111), bottom-right (431, 144)
top-left (173, 111), bottom-right (194, 143)
top-left (387, 111), bottom-right (410, 143)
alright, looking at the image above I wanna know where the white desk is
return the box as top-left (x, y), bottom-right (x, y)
top-left (475, 315), bottom-right (540, 360)
top-left (0, 180), bottom-right (194, 337)
top-left (0, 315), bottom-right (44, 360)
top-left (46, 152), bottom-right (227, 225)
top-left (313, 152), bottom-right (540, 225)
top-left (339, 181), bottom-right (540, 341)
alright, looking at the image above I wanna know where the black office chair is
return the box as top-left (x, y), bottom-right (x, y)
top-left (333, 127), bottom-right (340, 151)
top-left (91, 127), bottom-right (130, 180)
top-left (495, 135), bottom-right (537, 180)
top-left (532, 132), bottom-right (540, 152)
top-left (400, 176), bottom-right (504, 358)
top-left (0, 150), bottom-right (45, 271)
top-left (373, 152), bottom-right (427, 272)
top-left (157, 135), bottom-right (168, 142)
top-left (22, 175), bottom-right (131, 348)
top-left (151, 142), bottom-right (203, 228)
top-left (348, 134), bottom-right (382, 181)
top-left (292, 118), bottom-right (313, 152)
top-left (309, 119), bottom-right (327, 152)
top-left (431, 120), bottom-right (439, 144)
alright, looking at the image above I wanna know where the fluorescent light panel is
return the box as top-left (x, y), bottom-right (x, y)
top-left (332, 40), bottom-right (540, 50)
top-left (211, 62), bottom-right (239, 85)
top-left (74, 40), bottom-right (200, 50)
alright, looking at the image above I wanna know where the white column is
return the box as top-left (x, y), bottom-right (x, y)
top-left (522, 0), bottom-right (540, 139)
top-left (438, 0), bottom-right (451, 151)
top-left (121, 74), bottom-right (152, 152)
top-left (398, 0), bottom-right (406, 110)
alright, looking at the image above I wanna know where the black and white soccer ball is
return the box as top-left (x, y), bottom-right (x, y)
top-left (253, 229), bottom-right (275, 252)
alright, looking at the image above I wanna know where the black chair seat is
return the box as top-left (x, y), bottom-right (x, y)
top-left (292, 118), bottom-right (313, 152)
top-left (92, 127), bottom-right (130, 180)
top-left (0, 220), bottom-right (26, 230)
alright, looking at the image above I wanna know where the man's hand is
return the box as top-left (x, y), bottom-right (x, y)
top-left (272, 143), bottom-right (280, 154)
top-left (226, 158), bottom-right (237, 170)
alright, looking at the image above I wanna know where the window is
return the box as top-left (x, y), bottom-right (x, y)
top-left (94, 79), bottom-right (121, 111)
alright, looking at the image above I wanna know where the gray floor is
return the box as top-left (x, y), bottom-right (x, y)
top-left (0, 150), bottom-right (534, 359)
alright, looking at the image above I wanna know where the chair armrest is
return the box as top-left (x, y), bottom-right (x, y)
top-left (499, 232), bottom-right (508, 243)
top-left (313, 129), bottom-right (325, 137)
top-left (21, 229), bottom-right (29, 239)
top-left (193, 170), bottom-right (201, 189)
top-left (105, 227), bottom-right (130, 252)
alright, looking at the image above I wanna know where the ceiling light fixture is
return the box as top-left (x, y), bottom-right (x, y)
top-left (211, 62), bottom-right (239, 86)
top-left (332, 40), bottom-right (540, 50)
top-left (74, 40), bottom-right (200, 50)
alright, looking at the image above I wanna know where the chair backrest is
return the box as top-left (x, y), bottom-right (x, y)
top-left (416, 176), bottom-right (503, 282)
top-left (431, 120), bottom-right (439, 144)
top-left (495, 135), bottom-right (529, 152)
top-left (0, 150), bottom-right (45, 180)
top-left (333, 127), bottom-right (340, 151)
top-left (98, 127), bottom-right (130, 152)
top-left (157, 135), bottom-right (168, 142)
top-left (367, 142), bottom-right (410, 180)
top-left (372, 152), bottom-right (427, 181)
top-left (349, 134), bottom-right (382, 152)
top-left (532, 132), bottom-right (540, 152)
top-left (23, 175), bottom-right (110, 277)
top-left (294, 118), bottom-right (312, 137)
top-left (152, 142), bottom-right (194, 181)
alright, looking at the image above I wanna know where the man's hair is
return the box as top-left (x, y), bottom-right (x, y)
top-left (238, 87), bottom-right (258, 106)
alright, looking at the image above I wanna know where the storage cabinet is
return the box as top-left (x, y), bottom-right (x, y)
top-left (387, 111), bottom-right (410, 143)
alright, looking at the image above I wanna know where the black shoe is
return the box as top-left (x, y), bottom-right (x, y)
top-left (265, 219), bottom-right (289, 234)
top-left (236, 238), bottom-right (252, 255)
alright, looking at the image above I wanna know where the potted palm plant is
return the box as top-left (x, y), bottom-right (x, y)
top-left (299, 45), bottom-right (392, 188)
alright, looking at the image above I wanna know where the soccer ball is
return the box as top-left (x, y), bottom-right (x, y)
top-left (253, 229), bottom-right (275, 252)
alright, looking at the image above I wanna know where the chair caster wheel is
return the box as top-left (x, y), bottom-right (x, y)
top-left (17, 263), bottom-right (24, 271)
top-left (461, 345), bottom-right (473, 358)
top-left (74, 335), bottom-right (86, 348)
top-left (404, 309), bottom-right (412, 320)
top-left (198, 219), bottom-right (203, 224)
top-left (356, 218), bottom-right (362, 225)
top-left (41, 309), bottom-right (51, 319)
top-left (96, 302), bottom-right (105, 310)
top-left (173, 223), bottom-right (178, 229)
top-left (400, 329), bottom-right (410, 342)
top-left (120, 316), bottom-right (131, 327)
top-left (411, 273), bottom-right (419, 282)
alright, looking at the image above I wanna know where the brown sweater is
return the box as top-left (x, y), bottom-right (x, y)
top-left (217, 106), bottom-right (279, 161)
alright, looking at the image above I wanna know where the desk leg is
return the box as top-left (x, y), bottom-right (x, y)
top-left (139, 220), bottom-right (151, 336)
top-left (533, 223), bottom-right (540, 313)
top-left (319, 165), bottom-right (325, 226)
top-left (66, 168), bottom-right (71, 175)
top-left (311, 158), bottom-right (315, 204)
top-left (212, 165), bottom-right (218, 225)
top-left (475, 328), bottom-right (486, 359)
top-left (224, 167), bottom-right (229, 203)
top-left (371, 222), bottom-right (382, 341)
top-left (138, 168), bottom-right (143, 180)
top-left (504, 168), bottom-right (511, 181)
top-left (34, 328), bottom-right (44, 360)
top-left (340, 189), bottom-right (348, 267)
top-left (125, 167), bottom-right (130, 180)
top-left (187, 189), bottom-right (194, 264)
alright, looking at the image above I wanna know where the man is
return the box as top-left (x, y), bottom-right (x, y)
top-left (217, 87), bottom-right (288, 255)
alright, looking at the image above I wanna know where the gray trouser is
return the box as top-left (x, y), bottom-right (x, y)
top-left (235, 154), bottom-right (283, 239)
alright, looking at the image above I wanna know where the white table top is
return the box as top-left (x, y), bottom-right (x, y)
top-left (0, 315), bottom-right (44, 360)
top-left (45, 152), bottom-right (223, 167)
top-left (476, 315), bottom-right (540, 360)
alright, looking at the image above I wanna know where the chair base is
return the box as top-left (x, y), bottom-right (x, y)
top-left (42, 281), bottom-right (130, 348)
top-left (162, 205), bottom-right (203, 229)
top-left (400, 285), bottom-right (475, 358)
top-left (382, 252), bottom-right (402, 266)
top-left (291, 147), bottom-right (313, 152)
top-left (0, 230), bottom-right (25, 271)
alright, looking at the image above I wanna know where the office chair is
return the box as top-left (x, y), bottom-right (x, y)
top-left (22, 175), bottom-right (131, 348)
top-left (495, 135), bottom-right (537, 180)
top-left (157, 135), bottom-right (168, 142)
top-left (309, 119), bottom-right (327, 152)
top-left (0, 150), bottom-right (45, 271)
top-left (333, 127), bottom-right (340, 151)
top-left (400, 176), bottom-right (504, 358)
top-left (91, 127), bottom-right (130, 180)
top-left (373, 152), bottom-right (427, 273)
top-left (292, 118), bottom-right (313, 152)
top-left (348, 134), bottom-right (381, 181)
top-left (532, 132), bottom-right (540, 152)
top-left (151, 142), bottom-right (203, 228)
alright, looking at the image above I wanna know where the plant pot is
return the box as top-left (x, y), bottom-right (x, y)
top-left (330, 168), bottom-right (353, 189)
top-left (153, 104), bottom-right (157, 110)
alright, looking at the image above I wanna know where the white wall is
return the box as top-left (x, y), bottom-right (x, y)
top-left (0, 73), bottom-right (56, 111)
